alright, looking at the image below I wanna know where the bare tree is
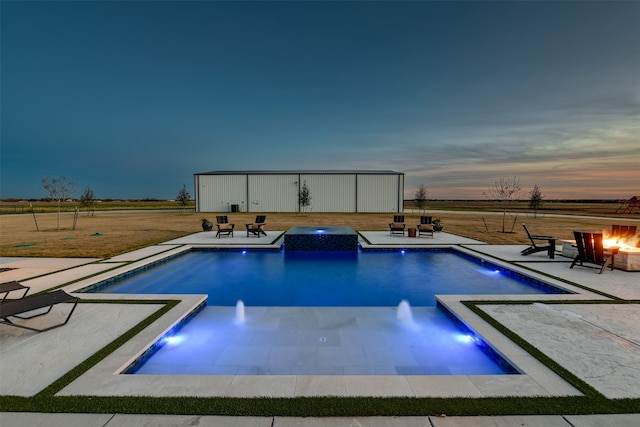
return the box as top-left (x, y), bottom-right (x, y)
top-left (529, 184), bottom-right (544, 218)
top-left (42, 176), bottom-right (76, 230)
top-left (414, 184), bottom-right (428, 214)
top-left (487, 176), bottom-right (522, 233)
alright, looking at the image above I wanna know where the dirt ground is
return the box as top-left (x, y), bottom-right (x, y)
top-left (1, 208), bottom-right (637, 259)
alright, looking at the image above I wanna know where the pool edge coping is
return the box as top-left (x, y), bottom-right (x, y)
top-left (54, 243), bottom-right (601, 399)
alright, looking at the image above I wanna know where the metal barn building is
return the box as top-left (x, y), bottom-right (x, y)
top-left (194, 170), bottom-right (404, 213)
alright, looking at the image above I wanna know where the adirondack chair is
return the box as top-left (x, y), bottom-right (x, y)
top-left (417, 216), bottom-right (434, 237)
top-left (611, 225), bottom-right (637, 239)
top-left (389, 215), bottom-right (406, 236)
top-left (570, 231), bottom-right (618, 274)
top-left (246, 215), bottom-right (267, 237)
top-left (521, 224), bottom-right (556, 259)
top-left (215, 215), bottom-right (235, 238)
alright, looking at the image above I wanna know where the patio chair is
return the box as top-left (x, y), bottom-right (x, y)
top-left (0, 281), bottom-right (30, 302)
top-left (0, 289), bottom-right (79, 332)
top-left (246, 215), bottom-right (267, 237)
top-left (611, 225), bottom-right (637, 239)
top-left (521, 223), bottom-right (556, 259)
top-left (389, 215), bottom-right (406, 236)
top-left (570, 231), bottom-right (618, 274)
top-left (215, 215), bottom-right (234, 238)
top-left (417, 216), bottom-right (434, 238)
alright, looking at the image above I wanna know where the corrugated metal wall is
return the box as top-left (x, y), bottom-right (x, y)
top-left (248, 174), bottom-right (298, 212)
top-left (301, 174), bottom-right (355, 212)
top-left (357, 174), bottom-right (402, 213)
top-left (196, 174), bottom-right (247, 212)
top-left (195, 172), bottom-right (403, 213)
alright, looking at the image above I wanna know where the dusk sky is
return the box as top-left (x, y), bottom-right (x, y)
top-left (2, 1), bottom-right (639, 201)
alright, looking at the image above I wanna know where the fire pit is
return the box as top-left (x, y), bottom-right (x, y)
top-left (614, 248), bottom-right (640, 272)
top-left (561, 230), bottom-right (640, 272)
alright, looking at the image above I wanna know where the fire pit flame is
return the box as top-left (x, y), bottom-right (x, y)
top-left (603, 230), bottom-right (640, 251)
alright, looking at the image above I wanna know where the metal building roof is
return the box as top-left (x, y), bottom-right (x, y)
top-left (195, 170), bottom-right (403, 175)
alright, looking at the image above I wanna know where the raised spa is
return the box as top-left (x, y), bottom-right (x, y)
top-left (284, 226), bottom-right (359, 251)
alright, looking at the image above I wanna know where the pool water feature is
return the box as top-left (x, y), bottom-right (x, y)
top-left (234, 300), bottom-right (245, 324)
top-left (397, 300), bottom-right (416, 329)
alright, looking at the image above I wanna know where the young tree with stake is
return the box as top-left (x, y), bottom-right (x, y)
top-left (298, 180), bottom-right (311, 214)
top-left (414, 184), bottom-right (428, 214)
top-left (42, 176), bottom-right (76, 230)
top-left (176, 184), bottom-right (191, 212)
top-left (80, 186), bottom-right (97, 215)
top-left (487, 176), bottom-right (522, 233)
top-left (529, 184), bottom-right (544, 218)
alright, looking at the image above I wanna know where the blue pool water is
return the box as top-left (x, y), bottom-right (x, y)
top-left (88, 249), bottom-right (565, 306)
top-left (131, 305), bottom-right (515, 376)
top-left (89, 249), bottom-right (566, 376)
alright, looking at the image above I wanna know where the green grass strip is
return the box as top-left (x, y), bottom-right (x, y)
top-left (38, 299), bottom-right (180, 398)
top-left (462, 300), bottom-right (601, 398)
top-left (2, 395), bottom-right (639, 417)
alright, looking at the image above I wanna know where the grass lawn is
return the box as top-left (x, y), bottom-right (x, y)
top-left (1, 201), bottom-right (637, 258)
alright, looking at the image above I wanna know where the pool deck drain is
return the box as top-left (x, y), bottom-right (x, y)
top-left (1, 231), bottom-right (640, 422)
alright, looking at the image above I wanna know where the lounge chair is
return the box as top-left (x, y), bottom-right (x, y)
top-left (389, 215), bottom-right (406, 236)
top-left (417, 216), bottom-right (434, 238)
top-left (611, 225), bottom-right (637, 239)
top-left (521, 223), bottom-right (556, 259)
top-left (0, 289), bottom-right (79, 332)
top-left (570, 231), bottom-right (618, 274)
top-left (246, 215), bottom-right (267, 237)
top-left (215, 215), bottom-right (234, 238)
top-left (0, 281), bottom-right (30, 302)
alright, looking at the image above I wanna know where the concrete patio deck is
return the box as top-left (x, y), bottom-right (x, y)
top-left (1, 230), bottom-right (638, 426)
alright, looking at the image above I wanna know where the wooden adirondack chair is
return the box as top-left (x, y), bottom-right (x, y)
top-left (570, 231), bottom-right (618, 274)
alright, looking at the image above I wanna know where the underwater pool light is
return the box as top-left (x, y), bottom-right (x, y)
top-left (454, 333), bottom-right (481, 345)
top-left (478, 267), bottom-right (501, 277)
top-left (457, 334), bottom-right (473, 344)
top-left (162, 335), bottom-right (184, 346)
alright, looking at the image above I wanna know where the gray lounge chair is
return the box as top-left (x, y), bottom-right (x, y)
top-left (0, 281), bottom-right (30, 302)
top-left (0, 290), bottom-right (79, 332)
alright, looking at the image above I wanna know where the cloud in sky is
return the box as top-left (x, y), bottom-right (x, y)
top-left (1, 1), bottom-right (638, 200)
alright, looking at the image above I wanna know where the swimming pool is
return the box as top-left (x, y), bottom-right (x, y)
top-left (83, 248), bottom-right (567, 376)
top-left (86, 249), bottom-right (566, 306)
